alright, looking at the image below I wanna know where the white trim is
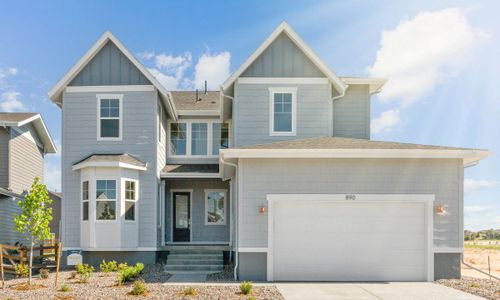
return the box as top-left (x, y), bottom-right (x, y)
top-left (269, 87), bottom-right (297, 136)
top-left (340, 77), bottom-right (387, 94)
top-left (81, 180), bottom-right (89, 222)
top-left (65, 85), bottom-right (155, 93)
top-left (0, 113), bottom-right (57, 153)
top-left (95, 179), bottom-right (118, 222)
top-left (123, 178), bottom-right (139, 222)
top-left (238, 247), bottom-right (268, 253)
top-left (96, 94), bottom-right (123, 141)
top-left (204, 189), bottom-right (228, 226)
top-left (266, 194), bottom-right (435, 282)
top-left (220, 148), bottom-right (490, 166)
top-left (238, 77), bottom-right (328, 85)
top-left (178, 110), bottom-right (220, 116)
top-left (170, 189), bottom-right (193, 243)
top-left (434, 247), bottom-right (464, 253)
top-left (72, 161), bottom-right (147, 171)
top-left (161, 172), bottom-right (220, 178)
top-left (222, 22), bottom-right (347, 94)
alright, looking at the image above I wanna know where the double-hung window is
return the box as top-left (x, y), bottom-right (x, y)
top-left (124, 180), bottom-right (137, 221)
top-left (191, 123), bottom-right (208, 155)
top-left (98, 94), bottom-right (122, 140)
top-left (169, 121), bottom-right (229, 157)
top-left (170, 123), bottom-right (187, 155)
top-left (82, 181), bottom-right (89, 221)
top-left (205, 190), bottom-right (226, 225)
top-left (269, 87), bottom-right (297, 136)
top-left (96, 180), bottom-right (116, 220)
top-left (212, 123), bottom-right (229, 155)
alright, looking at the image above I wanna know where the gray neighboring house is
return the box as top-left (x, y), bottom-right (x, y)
top-left (49, 22), bottom-right (489, 282)
top-left (0, 112), bottom-right (57, 245)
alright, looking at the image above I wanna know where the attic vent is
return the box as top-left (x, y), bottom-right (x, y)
top-left (195, 89), bottom-right (202, 103)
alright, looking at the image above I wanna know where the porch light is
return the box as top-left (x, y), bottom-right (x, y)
top-left (435, 205), bottom-right (446, 215)
top-left (259, 206), bottom-right (266, 214)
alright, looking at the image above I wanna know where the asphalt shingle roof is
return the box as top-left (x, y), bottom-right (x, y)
top-left (73, 153), bottom-right (146, 167)
top-left (170, 91), bottom-right (220, 111)
top-left (0, 112), bottom-right (38, 124)
top-left (161, 164), bottom-right (219, 174)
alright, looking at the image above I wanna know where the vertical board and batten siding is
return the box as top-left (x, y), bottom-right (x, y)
top-left (233, 83), bottom-right (331, 147)
top-left (62, 90), bottom-right (158, 248)
top-left (0, 196), bottom-right (27, 245)
top-left (165, 179), bottom-right (230, 243)
top-left (9, 125), bottom-right (44, 194)
top-left (239, 158), bottom-right (463, 249)
top-left (241, 33), bottom-right (324, 78)
top-left (0, 127), bottom-right (9, 188)
top-left (332, 85), bottom-right (370, 139)
top-left (69, 41), bottom-right (150, 86)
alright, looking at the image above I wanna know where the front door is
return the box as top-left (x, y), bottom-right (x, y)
top-left (173, 192), bottom-right (190, 242)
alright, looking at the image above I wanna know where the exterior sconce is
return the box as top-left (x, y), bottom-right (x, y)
top-left (435, 205), bottom-right (446, 215)
top-left (259, 206), bottom-right (266, 214)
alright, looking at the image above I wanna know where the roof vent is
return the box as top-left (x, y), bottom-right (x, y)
top-left (195, 89), bottom-right (202, 103)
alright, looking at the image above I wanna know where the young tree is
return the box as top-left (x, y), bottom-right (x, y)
top-left (13, 177), bottom-right (53, 284)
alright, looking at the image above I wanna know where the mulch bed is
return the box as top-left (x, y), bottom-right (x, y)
top-left (436, 276), bottom-right (500, 300)
top-left (0, 264), bottom-right (283, 299)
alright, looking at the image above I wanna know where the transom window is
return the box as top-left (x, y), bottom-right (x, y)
top-left (125, 180), bottom-right (137, 221)
top-left (205, 190), bottom-right (226, 225)
top-left (82, 181), bottom-right (89, 221)
top-left (96, 180), bottom-right (116, 220)
top-left (169, 121), bottom-right (229, 157)
top-left (97, 94), bottom-right (122, 140)
top-left (269, 88), bottom-right (297, 136)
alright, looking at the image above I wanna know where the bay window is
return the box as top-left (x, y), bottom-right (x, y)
top-left (125, 180), bottom-right (137, 221)
top-left (96, 180), bottom-right (116, 220)
top-left (82, 180), bottom-right (89, 221)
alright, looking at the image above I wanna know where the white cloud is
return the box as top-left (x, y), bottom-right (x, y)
top-left (464, 179), bottom-right (498, 193)
top-left (7, 67), bottom-right (18, 76)
top-left (137, 51), bottom-right (155, 60)
top-left (465, 206), bottom-right (491, 213)
top-left (371, 109), bottom-right (401, 134)
top-left (368, 7), bottom-right (487, 106)
top-left (0, 91), bottom-right (26, 112)
top-left (148, 68), bottom-right (181, 90)
top-left (194, 52), bottom-right (231, 90)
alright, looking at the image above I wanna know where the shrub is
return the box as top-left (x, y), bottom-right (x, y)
top-left (100, 260), bottom-right (118, 273)
top-left (183, 287), bottom-right (198, 296)
top-left (75, 263), bottom-right (94, 283)
top-left (39, 268), bottom-right (49, 279)
top-left (130, 279), bottom-right (147, 296)
top-left (15, 264), bottom-right (29, 278)
top-left (117, 263), bottom-right (144, 284)
top-left (240, 281), bottom-right (253, 295)
top-left (118, 262), bottom-right (129, 272)
top-left (58, 284), bottom-right (71, 292)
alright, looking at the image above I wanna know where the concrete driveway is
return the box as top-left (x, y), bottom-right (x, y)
top-left (276, 282), bottom-right (486, 300)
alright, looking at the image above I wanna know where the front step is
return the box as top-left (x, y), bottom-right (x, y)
top-left (165, 249), bottom-right (224, 274)
top-left (165, 265), bottom-right (224, 272)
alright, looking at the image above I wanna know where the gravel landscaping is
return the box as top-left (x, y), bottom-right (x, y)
top-left (0, 264), bottom-right (283, 299)
top-left (436, 276), bottom-right (500, 300)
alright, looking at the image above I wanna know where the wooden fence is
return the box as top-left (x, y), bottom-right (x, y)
top-left (0, 241), bottom-right (62, 288)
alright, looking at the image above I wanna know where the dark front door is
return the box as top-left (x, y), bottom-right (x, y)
top-left (173, 192), bottom-right (190, 242)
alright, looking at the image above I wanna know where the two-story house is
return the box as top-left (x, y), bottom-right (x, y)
top-left (0, 112), bottom-right (57, 244)
top-left (49, 22), bottom-right (488, 282)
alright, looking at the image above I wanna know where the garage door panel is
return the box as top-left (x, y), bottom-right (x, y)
top-left (272, 200), bottom-right (429, 281)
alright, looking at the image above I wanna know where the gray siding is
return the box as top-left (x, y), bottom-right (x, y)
top-left (332, 85), bottom-right (370, 139)
top-left (434, 253), bottom-right (461, 279)
top-left (0, 196), bottom-right (26, 245)
top-left (0, 127), bottom-right (8, 188)
top-left (233, 83), bottom-right (332, 147)
top-left (69, 41), bottom-right (150, 86)
top-left (238, 252), bottom-right (267, 281)
top-left (61, 90), bottom-right (158, 248)
top-left (242, 33), bottom-right (324, 78)
top-left (165, 178), bottom-right (230, 243)
top-left (9, 125), bottom-right (44, 194)
top-left (239, 158), bottom-right (463, 249)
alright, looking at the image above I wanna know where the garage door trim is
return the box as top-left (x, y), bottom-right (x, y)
top-left (266, 194), bottom-right (435, 282)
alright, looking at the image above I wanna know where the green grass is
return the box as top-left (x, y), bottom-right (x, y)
top-left (464, 240), bottom-right (500, 250)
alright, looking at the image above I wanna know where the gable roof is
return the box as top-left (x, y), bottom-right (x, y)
top-left (0, 112), bottom-right (57, 153)
top-left (222, 22), bottom-right (348, 93)
top-left (48, 31), bottom-right (177, 120)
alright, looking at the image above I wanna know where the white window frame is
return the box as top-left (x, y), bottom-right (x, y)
top-left (81, 180), bottom-right (89, 222)
top-left (204, 189), bottom-right (227, 225)
top-left (97, 94), bottom-right (123, 141)
top-left (211, 122), bottom-right (230, 156)
top-left (158, 103), bottom-right (163, 142)
top-left (167, 120), bottom-right (230, 158)
top-left (123, 179), bottom-right (138, 222)
top-left (95, 179), bottom-right (117, 222)
top-left (269, 87), bottom-right (297, 136)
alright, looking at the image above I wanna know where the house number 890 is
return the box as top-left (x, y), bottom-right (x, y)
top-left (345, 195), bottom-right (356, 201)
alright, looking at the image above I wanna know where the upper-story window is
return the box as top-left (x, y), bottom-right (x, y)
top-left (97, 94), bottom-right (122, 140)
top-left (269, 87), bottom-right (297, 136)
top-left (169, 120), bottom-right (229, 157)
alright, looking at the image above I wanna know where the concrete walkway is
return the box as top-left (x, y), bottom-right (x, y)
top-left (276, 282), bottom-right (487, 300)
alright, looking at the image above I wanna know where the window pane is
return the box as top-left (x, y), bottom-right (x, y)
top-left (125, 201), bottom-right (135, 221)
top-left (273, 93), bottom-right (292, 132)
top-left (96, 180), bottom-right (116, 200)
top-left (96, 201), bottom-right (116, 220)
top-left (82, 181), bottom-right (89, 200)
top-left (170, 123), bottom-right (187, 155)
top-left (212, 123), bottom-right (229, 155)
top-left (274, 113), bottom-right (292, 132)
top-left (191, 123), bottom-right (208, 155)
top-left (100, 119), bottom-right (119, 138)
top-left (82, 202), bottom-right (89, 221)
top-left (207, 191), bottom-right (225, 224)
top-left (125, 180), bottom-right (135, 200)
top-left (100, 99), bottom-right (120, 118)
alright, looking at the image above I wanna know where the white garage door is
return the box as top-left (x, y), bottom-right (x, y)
top-left (270, 198), bottom-right (431, 281)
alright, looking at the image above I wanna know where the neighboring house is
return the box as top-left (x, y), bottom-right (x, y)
top-left (48, 191), bottom-right (62, 240)
top-left (0, 112), bottom-right (57, 245)
top-left (48, 22), bottom-right (489, 282)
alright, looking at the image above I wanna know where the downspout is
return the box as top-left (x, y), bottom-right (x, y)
top-left (220, 154), bottom-right (239, 281)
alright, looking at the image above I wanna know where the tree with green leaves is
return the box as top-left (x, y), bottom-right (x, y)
top-left (13, 177), bottom-right (53, 284)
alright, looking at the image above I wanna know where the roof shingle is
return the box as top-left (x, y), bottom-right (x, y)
top-left (73, 153), bottom-right (146, 167)
top-left (0, 112), bottom-right (38, 124)
top-left (170, 91), bottom-right (220, 111)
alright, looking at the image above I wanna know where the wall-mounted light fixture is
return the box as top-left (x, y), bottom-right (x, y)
top-left (259, 206), bottom-right (266, 214)
top-left (435, 205), bottom-right (446, 215)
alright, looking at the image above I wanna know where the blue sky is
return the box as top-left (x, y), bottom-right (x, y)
top-left (0, 1), bottom-right (498, 230)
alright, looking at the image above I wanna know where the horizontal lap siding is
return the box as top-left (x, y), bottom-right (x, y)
top-left (0, 196), bottom-right (26, 245)
top-left (239, 158), bottom-right (462, 249)
top-left (234, 83), bottom-right (331, 147)
top-left (0, 128), bottom-right (8, 188)
top-left (332, 85), bottom-right (370, 139)
top-left (62, 91), bottom-right (158, 248)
